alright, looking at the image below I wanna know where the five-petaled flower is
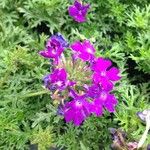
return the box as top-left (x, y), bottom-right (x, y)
top-left (97, 91), bottom-right (118, 113)
top-left (92, 57), bottom-right (121, 91)
top-left (68, 0), bottom-right (90, 23)
top-left (70, 40), bottom-right (95, 62)
top-left (63, 89), bottom-right (90, 126)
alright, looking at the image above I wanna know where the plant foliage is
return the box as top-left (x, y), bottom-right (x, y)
top-left (0, 0), bottom-right (149, 149)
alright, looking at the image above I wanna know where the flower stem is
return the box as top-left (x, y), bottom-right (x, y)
top-left (21, 90), bottom-right (49, 98)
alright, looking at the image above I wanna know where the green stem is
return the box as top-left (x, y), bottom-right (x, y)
top-left (20, 90), bottom-right (49, 98)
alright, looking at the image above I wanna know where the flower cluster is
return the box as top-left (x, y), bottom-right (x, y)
top-left (39, 33), bottom-right (121, 126)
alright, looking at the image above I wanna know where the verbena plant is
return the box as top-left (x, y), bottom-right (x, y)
top-left (0, 0), bottom-right (149, 149)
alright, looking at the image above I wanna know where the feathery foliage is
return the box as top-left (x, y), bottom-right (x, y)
top-left (0, 0), bottom-right (150, 149)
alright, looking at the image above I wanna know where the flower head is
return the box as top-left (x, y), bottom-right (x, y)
top-left (68, 1), bottom-right (90, 23)
top-left (40, 35), bottom-right (121, 126)
top-left (39, 33), bottom-right (68, 64)
top-left (70, 40), bottom-right (95, 62)
top-left (92, 57), bottom-right (121, 91)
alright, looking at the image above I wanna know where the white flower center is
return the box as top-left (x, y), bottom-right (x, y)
top-left (56, 81), bottom-right (63, 86)
top-left (79, 11), bottom-right (82, 15)
top-left (75, 100), bottom-right (82, 107)
top-left (100, 71), bottom-right (106, 77)
top-left (100, 92), bottom-right (107, 100)
top-left (86, 48), bottom-right (93, 54)
top-left (51, 50), bottom-right (57, 55)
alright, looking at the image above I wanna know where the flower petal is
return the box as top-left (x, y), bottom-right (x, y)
top-left (81, 4), bottom-right (90, 16)
top-left (73, 111), bottom-right (85, 126)
top-left (70, 41), bottom-right (83, 52)
top-left (90, 99), bottom-right (103, 116)
top-left (38, 50), bottom-right (51, 58)
top-left (58, 68), bottom-right (67, 81)
top-left (74, 15), bottom-right (86, 22)
top-left (69, 89), bottom-right (79, 99)
top-left (92, 57), bottom-right (112, 72)
top-left (92, 73), bottom-right (114, 91)
top-left (74, 1), bottom-right (82, 9)
top-left (109, 95), bottom-right (118, 105)
top-left (104, 95), bottom-right (118, 113)
top-left (82, 40), bottom-right (95, 54)
top-left (64, 109), bottom-right (73, 123)
top-left (79, 52), bottom-right (91, 61)
top-left (68, 6), bottom-right (78, 17)
top-left (107, 67), bottom-right (121, 81)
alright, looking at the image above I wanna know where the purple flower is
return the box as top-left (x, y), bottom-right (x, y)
top-left (39, 33), bottom-right (68, 63)
top-left (70, 40), bottom-right (95, 61)
top-left (92, 57), bottom-right (121, 91)
top-left (39, 35), bottom-right (121, 126)
top-left (89, 98), bottom-right (103, 116)
top-left (84, 84), bottom-right (101, 99)
top-left (68, 1), bottom-right (90, 23)
top-left (85, 84), bottom-right (118, 114)
top-left (43, 68), bottom-right (68, 91)
top-left (97, 91), bottom-right (118, 113)
top-left (63, 89), bottom-right (90, 126)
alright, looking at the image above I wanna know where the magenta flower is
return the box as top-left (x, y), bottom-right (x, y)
top-left (97, 91), bottom-right (118, 113)
top-left (39, 33), bottom-right (68, 63)
top-left (63, 89), bottom-right (90, 126)
top-left (43, 68), bottom-right (68, 91)
top-left (68, 1), bottom-right (90, 23)
top-left (92, 57), bottom-right (121, 91)
top-left (85, 84), bottom-right (117, 114)
top-left (89, 98), bottom-right (103, 117)
top-left (85, 84), bottom-right (101, 99)
top-left (70, 40), bottom-right (95, 61)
